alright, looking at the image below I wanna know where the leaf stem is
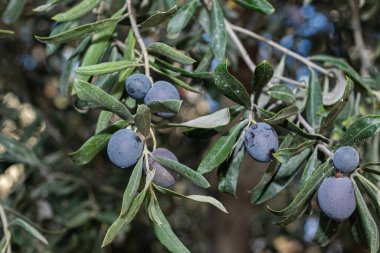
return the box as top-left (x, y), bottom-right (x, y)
top-left (126, 0), bottom-right (150, 78)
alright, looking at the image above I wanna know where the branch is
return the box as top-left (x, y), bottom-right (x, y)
top-left (126, 0), bottom-right (150, 77)
top-left (349, 0), bottom-right (371, 75)
top-left (229, 23), bottom-right (331, 76)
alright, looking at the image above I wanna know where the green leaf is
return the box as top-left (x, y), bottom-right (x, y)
top-left (0, 134), bottom-right (41, 167)
top-left (355, 174), bottom-right (380, 216)
top-left (74, 79), bottom-right (133, 120)
top-left (2, 0), bottom-right (26, 24)
top-left (149, 64), bottom-right (202, 93)
top-left (151, 155), bottom-right (210, 188)
top-left (76, 7), bottom-right (125, 82)
top-left (210, 0), bottom-right (227, 60)
top-left (268, 84), bottom-right (295, 103)
top-left (299, 148), bottom-right (320, 189)
top-left (252, 148), bottom-right (310, 204)
top-left (151, 201), bottom-right (191, 253)
top-left (46, 21), bottom-right (79, 56)
top-left (198, 120), bottom-right (247, 174)
top-left (102, 189), bottom-right (146, 247)
top-left (134, 105), bottom-right (151, 136)
top-left (321, 78), bottom-right (354, 129)
top-left (33, 0), bottom-right (61, 12)
top-left (147, 195), bottom-right (163, 225)
top-left (167, 108), bottom-right (230, 129)
top-left (154, 58), bottom-right (213, 79)
top-left (312, 213), bottom-right (342, 247)
top-left (120, 157), bottom-right (144, 216)
top-left (273, 140), bottom-right (315, 164)
top-left (338, 115), bottom-right (380, 147)
top-left (252, 60), bottom-right (274, 96)
top-left (264, 105), bottom-right (299, 124)
top-left (269, 160), bottom-right (333, 225)
top-left (260, 108), bottom-right (330, 142)
top-left (167, 0), bottom-right (199, 34)
top-left (306, 69), bottom-right (323, 128)
top-left (217, 136), bottom-right (245, 197)
top-left (310, 55), bottom-right (372, 91)
top-left (0, 29), bottom-right (14, 35)
top-left (147, 42), bottom-right (196, 65)
top-left (9, 218), bottom-right (48, 245)
top-left (68, 120), bottom-right (130, 165)
top-left (234, 0), bottom-right (274, 15)
top-left (146, 99), bottom-right (183, 115)
top-left (140, 5), bottom-right (177, 28)
top-left (35, 16), bottom-right (121, 44)
top-left (154, 185), bottom-right (227, 213)
top-left (52, 0), bottom-right (101, 22)
top-left (249, 135), bottom-right (293, 202)
top-left (353, 179), bottom-right (380, 253)
top-left (214, 60), bottom-right (251, 108)
top-left (74, 61), bottom-right (142, 76)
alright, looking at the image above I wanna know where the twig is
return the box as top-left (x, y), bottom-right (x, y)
top-left (273, 75), bottom-right (306, 88)
top-left (349, 0), bottom-right (371, 75)
top-left (317, 144), bottom-right (333, 157)
top-left (298, 113), bottom-right (315, 134)
top-left (126, 0), bottom-right (150, 77)
top-left (229, 23), bottom-right (331, 76)
top-left (0, 204), bottom-right (11, 253)
top-left (225, 20), bottom-right (256, 73)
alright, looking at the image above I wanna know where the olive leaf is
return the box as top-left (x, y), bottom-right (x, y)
top-left (234, 0), bottom-right (275, 15)
top-left (273, 140), bottom-right (315, 164)
top-left (210, 0), bottom-right (227, 60)
top-left (214, 61), bottom-right (251, 108)
top-left (134, 105), bottom-right (151, 136)
top-left (147, 42), bottom-right (196, 65)
top-left (167, 108), bottom-right (230, 129)
top-left (52, 0), bottom-right (101, 22)
top-left (167, 0), bottom-right (199, 34)
top-left (306, 69), bottom-right (323, 128)
top-left (140, 5), bottom-right (177, 28)
top-left (198, 120), bottom-right (247, 174)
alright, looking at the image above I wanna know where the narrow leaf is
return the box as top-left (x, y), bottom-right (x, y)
top-left (69, 120), bottom-right (130, 165)
top-left (74, 79), bottom-right (133, 120)
top-left (167, 1), bottom-right (199, 34)
top-left (151, 155), bottom-right (210, 188)
top-left (214, 61), bottom-right (251, 108)
top-left (148, 42), bottom-right (196, 65)
top-left (198, 120), bottom-right (247, 174)
top-left (52, 0), bottom-right (101, 22)
top-left (9, 218), bottom-right (48, 245)
top-left (306, 69), bottom-right (323, 128)
top-left (74, 61), bottom-right (142, 76)
top-left (273, 140), bottom-right (315, 164)
top-left (252, 60), bottom-right (274, 96)
top-left (147, 99), bottom-right (183, 114)
top-left (2, 0), bottom-right (26, 24)
top-left (134, 105), bottom-right (151, 136)
top-left (167, 108), bottom-right (230, 129)
top-left (140, 5), bottom-right (177, 28)
top-left (210, 0), bottom-right (227, 60)
top-left (268, 84), bottom-right (295, 103)
top-left (264, 105), bottom-right (299, 124)
top-left (234, 0), bottom-right (275, 15)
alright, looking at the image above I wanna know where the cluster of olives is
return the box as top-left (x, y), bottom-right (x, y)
top-left (317, 146), bottom-right (359, 221)
top-left (106, 74), bottom-right (181, 187)
top-left (125, 73), bottom-right (180, 118)
top-left (244, 122), bottom-right (279, 163)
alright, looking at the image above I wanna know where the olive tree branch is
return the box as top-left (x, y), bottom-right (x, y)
top-left (0, 203), bottom-right (12, 253)
top-left (126, 0), bottom-right (150, 78)
top-left (229, 23), bottom-right (331, 76)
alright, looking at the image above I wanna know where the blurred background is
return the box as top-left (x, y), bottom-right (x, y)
top-left (0, 0), bottom-right (379, 252)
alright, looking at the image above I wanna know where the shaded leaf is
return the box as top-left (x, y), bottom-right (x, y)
top-left (217, 136), bottom-right (245, 197)
top-left (273, 140), bottom-right (315, 164)
top-left (352, 180), bottom-right (380, 253)
top-left (151, 155), bottom-right (210, 188)
top-left (234, 0), bottom-right (274, 15)
top-left (252, 60), bottom-right (274, 96)
top-left (214, 60), bottom-right (251, 108)
top-left (134, 105), bottom-right (151, 136)
top-left (52, 0), bottom-right (101, 22)
top-left (312, 213), bottom-right (342, 247)
top-left (198, 120), bottom-right (247, 174)
top-left (264, 105), bottom-right (299, 124)
top-left (151, 201), bottom-right (191, 253)
top-left (167, 108), bottom-right (230, 129)
top-left (140, 5), bottom-right (177, 28)
top-left (35, 16), bottom-right (121, 44)
top-left (68, 120), bottom-right (130, 165)
top-left (167, 1), bottom-right (199, 34)
top-left (2, 0), bottom-right (26, 24)
top-left (210, 0), bottom-right (227, 60)
top-left (148, 42), bottom-right (196, 65)
top-left (154, 185), bottom-right (227, 213)
top-left (74, 61), bottom-right (142, 76)
top-left (268, 84), bottom-right (295, 103)
top-left (306, 69), bottom-right (323, 128)
top-left (147, 99), bottom-right (183, 114)
top-left (74, 79), bottom-right (133, 120)
top-left (338, 115), bottom-right (380, 147)
top-left (9, 218), bottom-right (48, 245)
